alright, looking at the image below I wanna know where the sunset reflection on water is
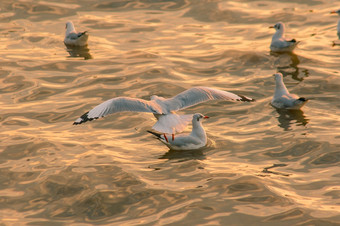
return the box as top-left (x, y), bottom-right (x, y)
top-left (0, 0), bottom-right (340, 225)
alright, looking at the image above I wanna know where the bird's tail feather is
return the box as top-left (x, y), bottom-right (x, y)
top-left (152, 114), bottom-right (192, 134)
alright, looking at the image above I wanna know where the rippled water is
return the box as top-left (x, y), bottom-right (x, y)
top-left (1, 0), bottom-right (340, 225)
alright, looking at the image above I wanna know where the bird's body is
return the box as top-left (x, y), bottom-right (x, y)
top-left (270, 22), bottom-right (299, 53)
top-left (331, 9), bottom-right (340, 39)
top-left (271, 73), bottom-right (308, 109)
top-left (64, 21), bottom-right (88, 46)
top-left (147, 113), bottom-right (208, 150)
top-left (73, 86), bottom-right (255, 135)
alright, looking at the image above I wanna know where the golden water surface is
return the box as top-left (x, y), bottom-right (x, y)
top-left (1, 0), bottom-right (340, 225)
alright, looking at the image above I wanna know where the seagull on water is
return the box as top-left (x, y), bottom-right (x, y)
top-left (64, 21), bottom-right (88, 46)
top-left (269, 22), bottom-right (299, 52)
top-left (147, 113), bottom-right (209, 150)
top-left (271, 73), bottom-right (308, 109)
top-left (330, 9), bottom-right (340, 39)
top-left (73, 87), bottom-right (255, 140)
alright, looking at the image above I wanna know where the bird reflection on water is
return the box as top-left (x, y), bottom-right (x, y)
top-left (271, 52), bottom-right (309, 82)
top-left (275, 108), bottom-right (309, 131)
top-left (65, 44), bottom-right (93, 60)
top-left (158, 148), bottom-right (206, 161)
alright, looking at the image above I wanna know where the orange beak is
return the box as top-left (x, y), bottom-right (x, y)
top-left (204, 116), bottom-right (209, 119)
top-left (330, 11), bottom-right (336, 14)
top-left (269, 26), bottom-right (274, 28)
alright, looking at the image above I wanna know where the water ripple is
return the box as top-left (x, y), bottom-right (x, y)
top-left (1, 0), bottom-right (340, 225)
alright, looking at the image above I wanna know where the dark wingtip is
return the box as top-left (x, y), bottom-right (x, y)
top-left (237, 95), bottom-right (256, 102)
top-left (147, 130), bottom-right (162, 138)
top-left (72, 111), bottom-right (93, 125)
top-left (78, 31), bottom-right (88, 37)
top-left (298, 97), bottom-right (308, 102)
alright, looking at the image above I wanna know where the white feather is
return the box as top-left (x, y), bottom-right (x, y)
top-left (152, 114), bottom-right (193, 134)
top-left (64, 21), bottom-right (88, 46)
top-left (331, 9), bottom-right (340, 39)
top-left (271, 73), bottom-right (308, 109)
top-left (74, 86), bottom-right (254, 134)
top-left (151, 113), bottom-right (208, 150)
top-left (270, 22), bottom-right (299, 52)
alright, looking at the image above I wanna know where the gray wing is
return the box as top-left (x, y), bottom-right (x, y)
top-left (271, 97), bottom-right (293, 108)
top-left (271, 94), bottom-right (306, 109)
top-left (67, 32), bottom-right (87, 40)
top-left (271, 40), bottom-right (290, 48)
top-left (162, 86), bottom-right (255, 112)
top-left (73, 97), bottom-right (162, 125)
top-left (271, 39), bottom-right (299, 49)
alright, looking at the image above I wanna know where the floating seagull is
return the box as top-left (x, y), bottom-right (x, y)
top-left (271, 73), bottom-right (308, 109)
top-left (330, 9), bottom-right (340, 39)
top-left (147, 113), bottom-right (209, 150)
top-left (73, 87), bottom-right (255, 138)
top-left (64, 21), bottom-right (88, 46)
top-left (269, 22), bottom-right (299, 52)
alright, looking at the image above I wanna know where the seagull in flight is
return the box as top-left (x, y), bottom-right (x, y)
top-left (269, 22), bottom-right (299, 52)
top-left (73, 87), bottom-right (255, 140)
top-left (64, 21), bottom-right (88, 46)
top-left (271, 73), bottom-right (308, 109)
top-left (147, 113), bottom-right (209, 150)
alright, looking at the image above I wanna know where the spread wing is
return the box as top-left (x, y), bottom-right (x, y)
top-left (162, 86), bottom-right (255, 112)
top-left (73, 97), bottom-right (162, 125)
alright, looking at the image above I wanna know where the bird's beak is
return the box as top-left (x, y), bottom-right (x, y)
top-left (330, 11), bottom-right (337, 14)
top-left (204, 116), bottom-right (209, 119)
top-left (269, 26), bottom-right (274, 28)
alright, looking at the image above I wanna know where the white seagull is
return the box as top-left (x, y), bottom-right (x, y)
top-left (147, 113), bottom-right (209, 150)
top-left (64, 21), bottom-right (88, 46)
top-left (271, 73), bottom-right (308, 109)
top-left (269, 22), bottom-right (299, 52)
top-left (330, 9), bottom-right (340, 39)
top-left (73, 86), bottom-right (255, 139)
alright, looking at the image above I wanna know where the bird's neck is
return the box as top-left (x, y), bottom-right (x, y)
top-left (66, 25), bottom-right (76, 35)
top-left (273, 29), bottom-right (284, 40)
top-left (275, 79), bottom-right (290, 96)
top-left (190, 121), bottom-right (207, 140)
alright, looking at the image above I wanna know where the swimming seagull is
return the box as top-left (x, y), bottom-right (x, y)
top-left (271, 73), bottom-right (308, 109)
top-left (73, 86), bottom-right (255, 139)
top-left (330, 9), bottom-right (340, 39)
top-left (64, 21), bottom-right (88, 46)
top-left (269, 22), bottom-right (299, 52)
top-left (147, 113), bottom-right (209, 150)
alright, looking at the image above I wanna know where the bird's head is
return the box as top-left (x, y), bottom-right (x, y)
top-left (65, 21), bottom-right (76, 33)
top-left (66, 21), bottom-right (73, 29)
top-left (269, 22), bottom-right (285, 31)
top-left (273, 72), bottom-right (284, 82)
top-left (193, 113), bottom-right (209, 122)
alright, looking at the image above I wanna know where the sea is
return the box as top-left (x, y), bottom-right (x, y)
top-left (0, 0), bottom-right (340, 225)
